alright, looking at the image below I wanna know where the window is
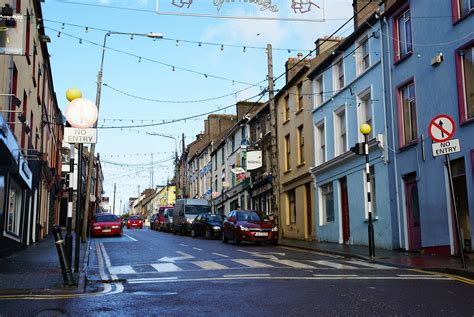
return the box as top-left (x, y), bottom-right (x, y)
top-left (296, 82), bottom-right (303, 111)
top-left (321, 183), bottom-right (334, 223)
top-left (334, 59), bottom-right (344, 90)
top-left (454, 0), bottom-right (474, 21)
top-left (314, 75), bottom-right (324, 108)
top-left (357, 36), bottom-right (370, 74)
top-left (288, 189), bottom-right (296, 224)
top-left (231, 164), bottom-right (236, 186)
top-left (231, 136), bottom-right (235, 152)
top-left (456, 44), bottom-right (474, 122)
top-left (394, 9), bottom-right (412, 61)
top-left (398, 81), bottom-right (417, 145)
top-left (285, 134), bottom-right (291, 171)
top-left (25, 11), bottom-right (30, 62)
top-left (241, 126), bottom-right (246, 143)
top-left (16, 0), bottom-right (21, 14)
top-left (214, 155), bottom-right (217, 170)
top-left (297, 125), bottom-right (305, 164)
top-left (335, 107), bottom-right (347, 156)
top-left (284, 95), bottom-right (290, 121)
top-left (0, 175), bottom-right (5, 215)
top-left (32, 44), bottom-right (37, 83)
top-left (221, 148), bottom-right (225, 165)
top-left (214, 179), bottom-right (218, 192)
top-left (6, 179), bottom-right (22, 236)
top-left (358, 89), bottom-right (373, 140)
top-left (316, 122), bottom-right (326, 164)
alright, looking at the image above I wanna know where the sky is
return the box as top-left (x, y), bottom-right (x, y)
top-left (41, 0), bottom-right (354, 213)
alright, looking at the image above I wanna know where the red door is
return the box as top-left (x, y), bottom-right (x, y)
top-left (405, 179), bottom-right (422, 251)
top-left (340, 178), bottom-right (350, 243)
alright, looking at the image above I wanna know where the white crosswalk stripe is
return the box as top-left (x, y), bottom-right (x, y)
top-left (109, 265), bottom-right (136, 275)
top-left (345, 260), bottom-right (395, 269)
top-left (309, 260), bottom-right (358, 269)
top-left (151, 263), bottom-right (183, 273)
top-left (192, 261), bottom-right (229, 270)
top-left (232, 259), bottom-right (274, 268)
top-left (270, 259), bottom-right (315, 269)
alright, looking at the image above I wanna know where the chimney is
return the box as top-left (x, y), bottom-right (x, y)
top-left (315, 36), bottom-right (343, 56)
top-left (297, 52), bottom-right (303, 60)
top-left (285, 53), bottom-right (310, 83)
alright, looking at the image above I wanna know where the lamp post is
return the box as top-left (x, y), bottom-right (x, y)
top-left (146, 131), bottom-right (179, 190)
top-left (360, 123), bottom-right (375, 260)
top-left (81, 31), bottom-right (163, 240)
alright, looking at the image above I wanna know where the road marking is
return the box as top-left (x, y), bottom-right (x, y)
top-left (212, 252), bottom-right (229, 258)
top-left (179, 244), bottom-right (188, 247)
top-left (232, 259), bottom-right (274, 268)
top-left (313, 274), bottom-right (359, 277)
top-left (126, 275), bottom-right (453, 285)
top-left (124, 234), bottom-right (138, 241)
top-left (310, 260), bottom-right (358, 269)
top-left (128, 277), bottom-right (178, 284)
top-left (237, 249), bottom-right (285, 260)
top-left (345, 260), bottom-right (395, 269)
top-left (192, 261), bottom-right (229, 270)
top-left (108, 265), bottom-right (136, 275)
top-left (223, 274), bottom-right (270, 278)
top-left (193, 247), bottom-right (203, 251)
top-left (277, 246), bottom-right (343, 258)
top-left (270, 259), bottom-right (315, 269)
top-left (408, 268), bottom-right (474, 285)
top-left (158, 251), bottom-right (194, 262)
top-left (99, 243), bottom-right (113, 268)
top-left (151, 263), bottom-right (183, 273)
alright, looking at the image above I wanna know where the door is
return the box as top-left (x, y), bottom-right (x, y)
top-left (451, 158), bottom-right (471, 253)
top-left (340, 177), bottom-right (350, 243)
top-left (305, 183), bottom-right (312, 238)
top-left (405, 176), bottom-right (422, 251)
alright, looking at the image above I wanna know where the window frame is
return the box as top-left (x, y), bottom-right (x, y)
top-left (287, 189), bottom-right (296, 224)
top-left (392, 6), bottom-right (413, 63)
top-left (319, 182), bottom-right (334, 225)
top-left (334, 106), bottom-right (347, 156)
top-left (356, 34), bottom-right (370, 75)
top-left (313, 74), bottom-right (324, 108)
top-left (284, 134), bottom-right (291, 171)
top-left (297, 125), bottom-right (305, 165)
top-left (296, 82), bottom-right (303, 111)
top-left (452, 0), bottom-right (474, 23)
top-left (333, 58), bottom-right (344, 91)
top-left (455, 40), bottom-right (474, 124)
top-left (357, 88), bottom-right (373, 141)
top-left (397, 78), bottom-right (418, 147)
top-left (315, 121), bottom-right (326, 165)
top-left (284, 94), bottom-right (290, 122)
top-left (5, 178), bottom-right (23, 239)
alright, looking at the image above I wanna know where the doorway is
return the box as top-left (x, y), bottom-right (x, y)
top-left (404, 174), bottom-right (422, 251)
top-left (305, 183), bottom-right (312, 239)
top-left (340, 177), bottom-right (350, 244)
top-left (450, 158), bottom-right (471, 253)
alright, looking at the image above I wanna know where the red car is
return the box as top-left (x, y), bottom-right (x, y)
top-left (127, 215), bottom-right (143, 229)
top-left (222, 210), bottom-right (278, 245)
top-left (91, 213), bottom-right (123, 237)
top-left (155, 206), bottom-right (173, 231)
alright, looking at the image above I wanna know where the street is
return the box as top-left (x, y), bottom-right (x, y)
top-left (0, 228), bottom-right (472, 316)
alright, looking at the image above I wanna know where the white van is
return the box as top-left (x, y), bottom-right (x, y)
top-left (173, 199), bottom-right (210, 235)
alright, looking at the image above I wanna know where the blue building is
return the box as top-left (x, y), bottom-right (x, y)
top-left (381, 0), bottom-right (473, 255)
top-left (308, 13), bottom-right (398, 249)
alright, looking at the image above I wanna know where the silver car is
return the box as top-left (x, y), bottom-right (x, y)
top-left (162, 208), bottom-right (174, 232)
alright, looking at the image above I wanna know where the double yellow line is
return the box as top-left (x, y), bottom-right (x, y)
top-left (409, 269), bottom-right (474, 285)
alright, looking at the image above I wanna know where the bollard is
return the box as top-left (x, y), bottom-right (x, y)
top-left (52, 225), bottom-right (76, 286)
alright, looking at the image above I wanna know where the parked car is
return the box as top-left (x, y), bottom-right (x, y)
top-left (161, 208), bottom-right (174, 232)
top-left (222, 210), bottom-right (278, 245)
top-left (173, 199), bottom-right (211, 235)
top-left (191, 213), bottom-right (224, 239)
top-left (127, 215), bottom-right (143, 229)
top-left (156, 206), bottom-right (173, 231)
top-left (150, 214), bottom-right (159, 230)
top-left (91, 213), bottom-right (123, 237)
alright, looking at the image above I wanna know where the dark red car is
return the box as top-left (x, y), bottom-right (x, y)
top-left (155, 206), bottom-right (173, 231)
top-left (91, 213), bottom-right (123, 237)
top-left (222, 210), bottom-right (278, 245)
top-left (127, 215), bottom-right (143, 229)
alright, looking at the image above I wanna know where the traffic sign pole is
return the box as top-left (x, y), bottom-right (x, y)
top-left (445, 154), bottom-right (466, 269)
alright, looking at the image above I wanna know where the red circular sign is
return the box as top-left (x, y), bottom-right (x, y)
top-left (428, 114), bottom-right (455, 143)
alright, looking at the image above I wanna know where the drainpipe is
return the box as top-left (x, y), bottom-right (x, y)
top-left (383, 16), bottom-right (403, 249)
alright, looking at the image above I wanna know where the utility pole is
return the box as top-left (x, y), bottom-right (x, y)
top-left (65, 144), bottom-right (74, 267)
top-left (113, 183), bottom-right (116, 214)
top-left (267, 43), bottom-right (280, 225)
top-left (151, 153), bottom-right (154, 189)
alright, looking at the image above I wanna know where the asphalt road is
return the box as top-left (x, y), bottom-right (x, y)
top-left (1, 227), bottom-right (473, 316)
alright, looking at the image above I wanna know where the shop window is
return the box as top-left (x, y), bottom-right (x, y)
top-left (6, 179), bottom-right (22, 236)
top-left (288, 189), bottom-right (296, 224)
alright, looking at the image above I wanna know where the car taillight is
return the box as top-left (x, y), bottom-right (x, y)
top-left (128, 220), bottom-right (131, 223)
top-left (139, 220), bottom-right (142, 223)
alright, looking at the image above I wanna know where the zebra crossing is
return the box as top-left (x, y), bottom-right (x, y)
top-left (108, 258), bottom-right (395, 276)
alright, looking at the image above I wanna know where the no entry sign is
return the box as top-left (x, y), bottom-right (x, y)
top-left (428, 114), bottom-right (455, 143)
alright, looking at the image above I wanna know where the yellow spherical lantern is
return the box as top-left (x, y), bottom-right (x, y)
top-left (66, 88), bottom-right (82, 102)
top-left (360, 123), bottom-right (372, 135)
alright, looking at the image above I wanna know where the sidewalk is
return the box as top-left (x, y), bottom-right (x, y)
top-left (279, 238), bottom-right (474, 279)
top-left (0, 233), bottom-right (89, 294)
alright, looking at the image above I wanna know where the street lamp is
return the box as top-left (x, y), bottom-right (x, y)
top-left (360, 123), bottom-right (375, 260)
top-left (146, 132), bottom-right (179, 188)
top-left (82, 31), bottom-right (163, 241)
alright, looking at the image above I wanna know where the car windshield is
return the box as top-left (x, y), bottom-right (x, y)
top-left (237, 211), bottom-right (263, 221)
top-left (208, 214), bottom-right (223, 222)
top-left (130, 216), bottom-right (141, 220)
top-left (185, 205), bottom-right (211, 215)
top-left (96, 215), bottom-right (118, 222)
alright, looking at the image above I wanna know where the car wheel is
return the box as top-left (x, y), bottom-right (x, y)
top-left (205, 229), bottom-right (211, 240)
top-left (180, 227), bottom-right (185, 236)
top-left (191, 229), bottom-right (196, 238)
top-left (234, 232), bottom-right (241, 245)
top-left (222, 233), bottom-right (229, 244)
top-left (172, 226), bottom-right (177, 235)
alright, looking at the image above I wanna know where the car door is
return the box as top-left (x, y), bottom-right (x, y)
top-left (224, 211), bottom-right (234, 238)
top-left (193, 215), bottom-right (202, 235)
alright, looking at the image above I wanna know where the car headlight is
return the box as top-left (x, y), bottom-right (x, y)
top-left (239, 225), bottom-right (249, 231)
top-left (271, 226), bottom-right (278, 232)
top-left (93, 226), bottom-right (101, 230)
top-left (186, 218), bottom-right (193, 224)
top-left (213, 226), bottom-right (221, 230)
top-left (111, 225), bottom-right (120, 229)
